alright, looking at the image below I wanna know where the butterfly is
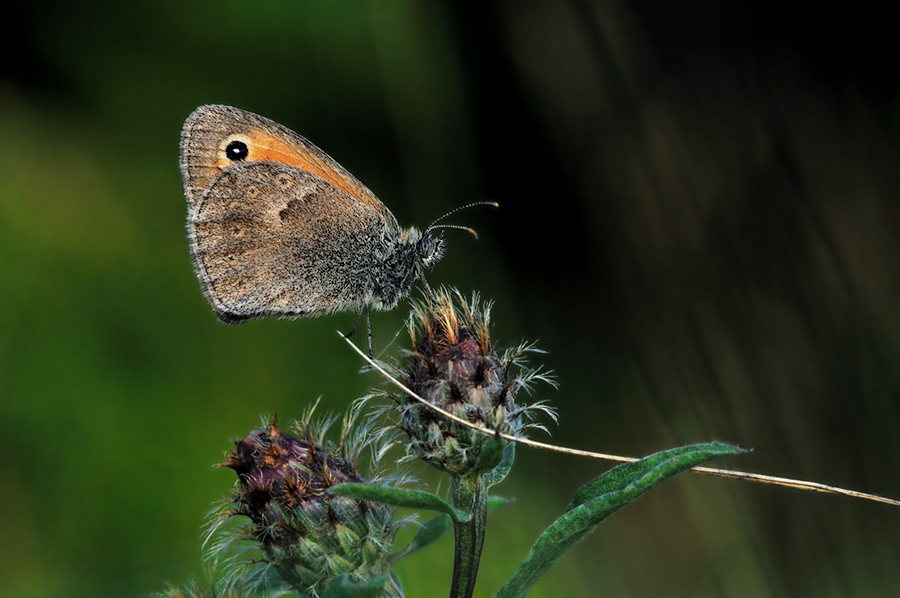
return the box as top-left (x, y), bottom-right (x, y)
top-left (180, 105), bottom-right (490, 352)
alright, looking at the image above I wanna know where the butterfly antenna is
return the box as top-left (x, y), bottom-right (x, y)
top-left (425, 200), bottom-right (499, 233)
top-left (428, 224), bottom-right (479, 240)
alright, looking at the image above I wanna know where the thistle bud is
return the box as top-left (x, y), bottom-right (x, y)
top-left (212, 412), bottom-right (400, 598)
top-left (398, 288), bottom-right (555, 477)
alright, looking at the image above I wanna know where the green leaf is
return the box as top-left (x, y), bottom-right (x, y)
top-left (392, 513), bottom-right (453, 562)
top-left (487, 495), bottom-right (515, 510)
top-left (494, 442), bottom-right (745, 598)
top-left (567, 442), bottom-right (743, 511)
top-left (321, 573), bottom-right (387, 598)
top-left (329, 483), bottom-right (470, 523)
top-left (392, 495), bottom-right (516, 562)
top-left (484, 441), bottom-right (516, 488)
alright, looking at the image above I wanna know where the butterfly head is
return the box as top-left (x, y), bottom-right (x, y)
top-left (416, 231), bottom-right (446, 270)
top-left (416, 200), bottom-right (498, 272)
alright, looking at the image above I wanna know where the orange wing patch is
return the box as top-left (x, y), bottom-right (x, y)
top-left (220, 130), bottom-right (365, 203)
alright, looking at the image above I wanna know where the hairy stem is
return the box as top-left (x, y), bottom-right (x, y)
top-left (450, 474), bottom-right (488, 598)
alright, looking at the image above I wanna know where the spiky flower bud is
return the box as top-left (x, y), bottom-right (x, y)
top-left (212, 412), bottom-right (401, 598)
top-left (398, 288), bottom-right (554, 477)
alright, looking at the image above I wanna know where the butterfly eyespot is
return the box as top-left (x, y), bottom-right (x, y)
top-left (225, 140), bottom-right (249, 161)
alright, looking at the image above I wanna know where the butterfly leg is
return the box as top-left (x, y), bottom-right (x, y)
top-left (343, 304), bottom-right (375, 357)
top-left (344, 304), bottom-right (365, 339)
top-left (365, 304), bottom-right (373, 357)
top-left (420, 274), bottom-right (437, 303)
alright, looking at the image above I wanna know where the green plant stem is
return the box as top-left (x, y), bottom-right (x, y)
top-left (449, 473), bottom-right (488, 598)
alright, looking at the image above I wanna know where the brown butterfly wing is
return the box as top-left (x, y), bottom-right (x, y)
top-left (189, 161), bottom-right (397, 321)
top-left (181, 105), bottom-right (395, 223)
top-left (180, 105), bottom-right (401, 321)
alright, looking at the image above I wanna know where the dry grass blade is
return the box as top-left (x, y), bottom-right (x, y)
top-left (342, 332), bottom-right (900, 507)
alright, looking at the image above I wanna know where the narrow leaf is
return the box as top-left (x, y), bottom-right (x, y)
top-left (487, 495), bottom-right (515, 510)
top-left (329, 483), bottom-right (470, 523)
top-left (393, 495), bottom-right (516, 562)
top-left (495, 442), bottom-right (745, 598)
top-left (392, 513), bottom-right (452, 562)
top-left (568, 442), bottom-right (743, 511)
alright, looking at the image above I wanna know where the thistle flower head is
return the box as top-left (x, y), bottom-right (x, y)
top-left (208, 406), bottom-right (401, 598)
top-left (395, 288), bottom-right (556, 477)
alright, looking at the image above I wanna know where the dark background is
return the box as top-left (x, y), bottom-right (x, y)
top-left (2, 1), bottom-right (899, 596)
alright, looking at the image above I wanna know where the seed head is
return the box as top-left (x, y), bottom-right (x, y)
top-left (209, 408), bottom-right (401, 597)
top-left (396, 288), bottom-right (555, 477)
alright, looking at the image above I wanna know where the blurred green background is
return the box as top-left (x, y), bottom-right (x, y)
top-left (3, 1), bottom-right (900, 596)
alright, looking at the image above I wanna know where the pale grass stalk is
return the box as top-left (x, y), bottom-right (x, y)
top-left (342, 332), bottom-right (900, 507)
